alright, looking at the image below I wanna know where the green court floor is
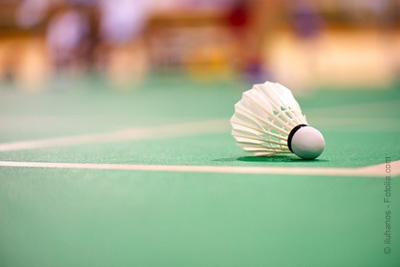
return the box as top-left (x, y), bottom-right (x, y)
top-left (0, 76), bottom-right (399, 266)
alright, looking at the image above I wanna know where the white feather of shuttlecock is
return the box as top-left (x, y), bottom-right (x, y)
top-left (230, 81), bottom-right (308, 156)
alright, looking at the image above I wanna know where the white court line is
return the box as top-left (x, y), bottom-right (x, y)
top-left (1, 97), bottom-right (398, 153)
top-left (0, 120), bottom-right (229, 152)
top-left (0, 115), bottom-right (398, 153)
top-left (0, 160), bottom-right (398, 177)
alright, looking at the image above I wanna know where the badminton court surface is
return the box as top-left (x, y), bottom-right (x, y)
top-left (0, 77), bottom-right (399, 266)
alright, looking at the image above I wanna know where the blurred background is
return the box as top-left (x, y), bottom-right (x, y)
top-left (0, 0), bottom-right (399, 91)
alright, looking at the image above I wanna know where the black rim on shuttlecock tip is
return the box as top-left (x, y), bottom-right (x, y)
top-left (287, 124), bottom-right (308, 152)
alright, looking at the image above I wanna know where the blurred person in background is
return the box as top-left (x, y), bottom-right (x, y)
top-left (227, 0), bottom-right (281, 83)
top-left (98, 0), bottom-right (148, 47)
top-left (288, 0), bottom-right (323, 89)
top-left (96, 0), bottom-right (149, 86)
top-left (46, 2), bottom-right (95, 75)
top-left (1, 0), bottom-right (50, 88)
top-left (291, 0), bottom-right (322, 41)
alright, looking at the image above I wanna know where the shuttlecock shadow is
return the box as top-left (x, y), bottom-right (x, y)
top-left (236, 155), bottom-right (329, 163)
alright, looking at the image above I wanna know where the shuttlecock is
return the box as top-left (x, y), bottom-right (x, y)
top-left (230, 81), bottom-right (325, 160)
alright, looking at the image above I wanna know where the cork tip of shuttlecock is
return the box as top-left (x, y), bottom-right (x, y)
top-left (290, 126), bottom-right (325, 160)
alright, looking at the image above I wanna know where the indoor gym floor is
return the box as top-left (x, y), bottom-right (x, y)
top-left (0, 75), bottom-right (399, 266)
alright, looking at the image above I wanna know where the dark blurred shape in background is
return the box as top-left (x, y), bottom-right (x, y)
top-left (0, 0), bottom-right (399, 90)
